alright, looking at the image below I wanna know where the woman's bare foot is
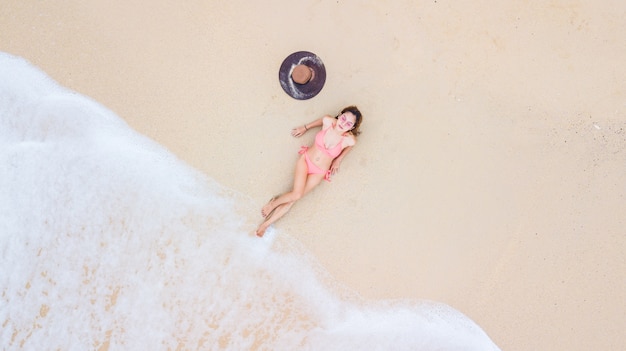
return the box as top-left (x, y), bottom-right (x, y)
top-left (261, 196), bottom-right (278, 218)
top-left (255, 222), bottom-right (269, 237)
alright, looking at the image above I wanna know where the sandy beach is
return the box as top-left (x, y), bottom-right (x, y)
top-left (2, 1), bottom-right (625, 349)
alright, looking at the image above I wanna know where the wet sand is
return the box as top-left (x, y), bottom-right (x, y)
top-left (2, 1), bottom-right (625, 349)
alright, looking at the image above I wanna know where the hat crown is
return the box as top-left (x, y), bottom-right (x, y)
top-left (291, 65), bottom-right (313, 85)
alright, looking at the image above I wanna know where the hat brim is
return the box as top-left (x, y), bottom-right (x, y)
top-left (279, 51), bottom-right (326, 100)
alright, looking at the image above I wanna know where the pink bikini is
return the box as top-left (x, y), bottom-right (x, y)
top-left (299, 126), bottom-right (343, 182)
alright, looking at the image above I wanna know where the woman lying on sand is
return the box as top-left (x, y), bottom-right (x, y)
top-left (256, 105), bottom-right (363, 237)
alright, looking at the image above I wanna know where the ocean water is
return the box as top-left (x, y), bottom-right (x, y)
top-left (0, 52), bottom-right (500, 351)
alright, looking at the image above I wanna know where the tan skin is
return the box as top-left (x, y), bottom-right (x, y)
top-left (255, 112), bottom-right (358, 237)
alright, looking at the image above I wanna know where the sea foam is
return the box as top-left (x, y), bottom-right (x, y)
top-left (0, 52), bottom-right (500, 350)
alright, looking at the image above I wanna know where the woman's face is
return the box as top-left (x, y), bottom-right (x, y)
top-left (337, 112), bottom-right (357, 132)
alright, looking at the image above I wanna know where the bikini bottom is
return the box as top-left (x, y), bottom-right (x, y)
top-left (299, 146), bottom-right (331, 182)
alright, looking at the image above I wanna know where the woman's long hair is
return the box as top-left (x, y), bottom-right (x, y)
top-left (336, 105), bottom-right (363, 136)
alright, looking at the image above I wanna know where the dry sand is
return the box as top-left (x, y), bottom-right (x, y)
top-left (2, 1), bottom-right (625, 349)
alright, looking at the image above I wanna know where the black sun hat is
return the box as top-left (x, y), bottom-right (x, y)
top-left (278, 51), bottom-right (326, 100)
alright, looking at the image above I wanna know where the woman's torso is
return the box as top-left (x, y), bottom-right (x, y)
top-left (306, 124), bottom-right (345, 170)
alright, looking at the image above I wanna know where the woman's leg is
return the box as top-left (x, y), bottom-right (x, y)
top-left (256, 170), bottom-right (326, 237)
top-left (262, 155), bottom-right (309, 217)
top-left (256, 202), bottom-right (295, 236)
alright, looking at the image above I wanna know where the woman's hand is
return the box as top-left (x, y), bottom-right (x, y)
top-left (291, 126), bottom-right (307, 137)
top-left (330, 159), bottom-right (342, 175)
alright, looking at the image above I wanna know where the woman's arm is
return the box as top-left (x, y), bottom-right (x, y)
top-left (330, 145), bottom-right (353, 175)
top-left (291, 115), bottom-right (329, 137)
top-left (329, 135), bottom-right (356, 175)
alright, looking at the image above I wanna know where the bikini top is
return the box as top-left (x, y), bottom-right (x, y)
top-left (315, 126), bottom-right (343, 158)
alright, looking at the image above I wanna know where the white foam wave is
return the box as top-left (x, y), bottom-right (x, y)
top-left (0, 52), bottom-right (499, 350)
